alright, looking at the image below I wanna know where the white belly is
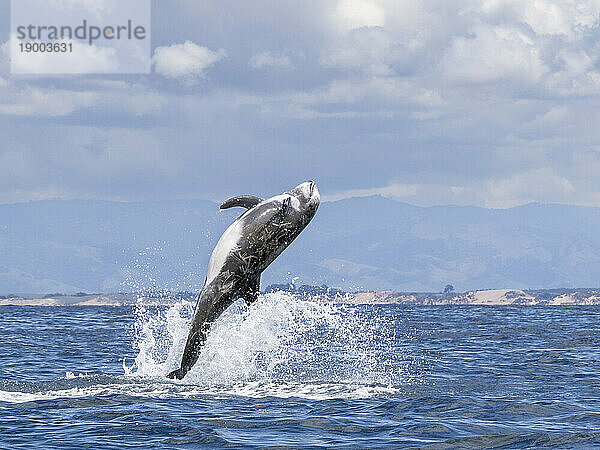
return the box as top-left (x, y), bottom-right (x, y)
top-left (205, 218), bottom-right (244, 285)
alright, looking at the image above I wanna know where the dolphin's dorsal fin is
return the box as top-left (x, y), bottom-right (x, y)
top-left (220, 195), bottom-right (263, 210)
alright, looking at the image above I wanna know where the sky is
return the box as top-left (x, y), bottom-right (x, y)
top-left (1, 0), bottom-right (600, 208)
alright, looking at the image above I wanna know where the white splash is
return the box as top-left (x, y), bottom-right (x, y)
top-left (126, 291), bottom-right (409, 390)
top-left (124, 298), bottom-right (194, 378)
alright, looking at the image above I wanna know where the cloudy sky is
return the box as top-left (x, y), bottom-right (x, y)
top-left (1, 0), bottom-right (600, 208)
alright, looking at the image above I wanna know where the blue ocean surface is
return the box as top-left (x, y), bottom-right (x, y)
top-left (1, 293), bottom-right (600, 448)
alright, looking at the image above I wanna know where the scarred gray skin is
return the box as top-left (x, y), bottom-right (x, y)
top-left (167, 181), bottom-right (320, 380)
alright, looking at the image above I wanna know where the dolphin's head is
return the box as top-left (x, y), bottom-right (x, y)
top-left (285, 180), bottom-right (320, 220)
top-left (266, 180), bottom-right (320, 246)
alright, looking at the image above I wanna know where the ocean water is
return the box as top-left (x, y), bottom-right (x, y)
top-left (1, 293), bottom-right (600, 448)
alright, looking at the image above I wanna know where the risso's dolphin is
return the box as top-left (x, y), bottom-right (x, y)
top-left (167, 180), bottom-right (320, 379)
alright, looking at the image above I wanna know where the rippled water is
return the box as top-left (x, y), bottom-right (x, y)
top-left (1, 293), bottom-right (600, 448)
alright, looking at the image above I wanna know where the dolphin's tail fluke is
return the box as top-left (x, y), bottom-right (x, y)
top-left (166, 367), bottom-right (187, 380)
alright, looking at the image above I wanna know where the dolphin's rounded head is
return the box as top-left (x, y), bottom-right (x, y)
top-left (285, 180), bottom-right (320, 223)
top-left (247, 180), bottom-right (320, 261)
top-left (250, 180), bottom-right (319, 265)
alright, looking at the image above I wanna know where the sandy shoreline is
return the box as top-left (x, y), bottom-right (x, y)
top-left (1, 288), bottom-right (600, 306)
top-left (341, 289), bottom-right (600, 306)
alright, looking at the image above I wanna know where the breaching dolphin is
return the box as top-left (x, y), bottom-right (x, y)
top-left (167, 180), bottom-right (320, 379)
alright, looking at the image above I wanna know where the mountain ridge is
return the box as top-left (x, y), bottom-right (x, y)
top-left (1, 196), bottom-right (599, 292)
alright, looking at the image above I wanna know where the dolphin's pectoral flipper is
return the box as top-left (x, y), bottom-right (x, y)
top-left (220, 195), bottom-right (264, 210)
top-left (242, 276), bottom-right (261, 306)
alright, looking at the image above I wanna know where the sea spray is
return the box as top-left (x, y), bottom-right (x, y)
top-left (125, 291), bottom-right (411, 389)
top-left (124, 298), bottom-right (194, 377)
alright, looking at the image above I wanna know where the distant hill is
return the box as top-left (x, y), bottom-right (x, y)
top-left (1, 197), bottom-right (600, 293)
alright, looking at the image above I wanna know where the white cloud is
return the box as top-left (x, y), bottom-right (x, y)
top-left (482, 0), bottom-right (600, 38)
top-left (333, 0), bottom-right (385, 31)
top-left (532, 105), bottom-right (570, 126)
top-left (293, 77), bottom-right (408, 106)
top-left (325, 182), bottom-right (491, 206)
top-left (320, 27), bottom-right (396, 76)
top-left (0, 125), bottom-right (181, 203)
top-left (0, 40), bottom-right (10, 73)
top-left (572, 148), bottom-right (600, 187)
top-left (249, 51), bottom-right (292, 69)
top-left (325, 182), bottom-right (419, 201)
top-left (559, 48), bottom-right (595, 75)
top-left (542, 48), bottom-right (600, 96)
top-left (320, 2), bottom-right (431, 76)
top-left (0, 88), bottom-right (97, 116)
top-left (153, 41), bottom-right (226, 80)
top-left (326, 172), bottom-right (583, 208)
top-left (440, 25), bottom-right (549, 84)
top-left (45, 0), bottom-right (114, 18)
top-left (288, 76), bottom-right (444, 120)
top-left (0, 81), bottom-right (165, 118)
top-left (486, 168), bottom-right (575, 208)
